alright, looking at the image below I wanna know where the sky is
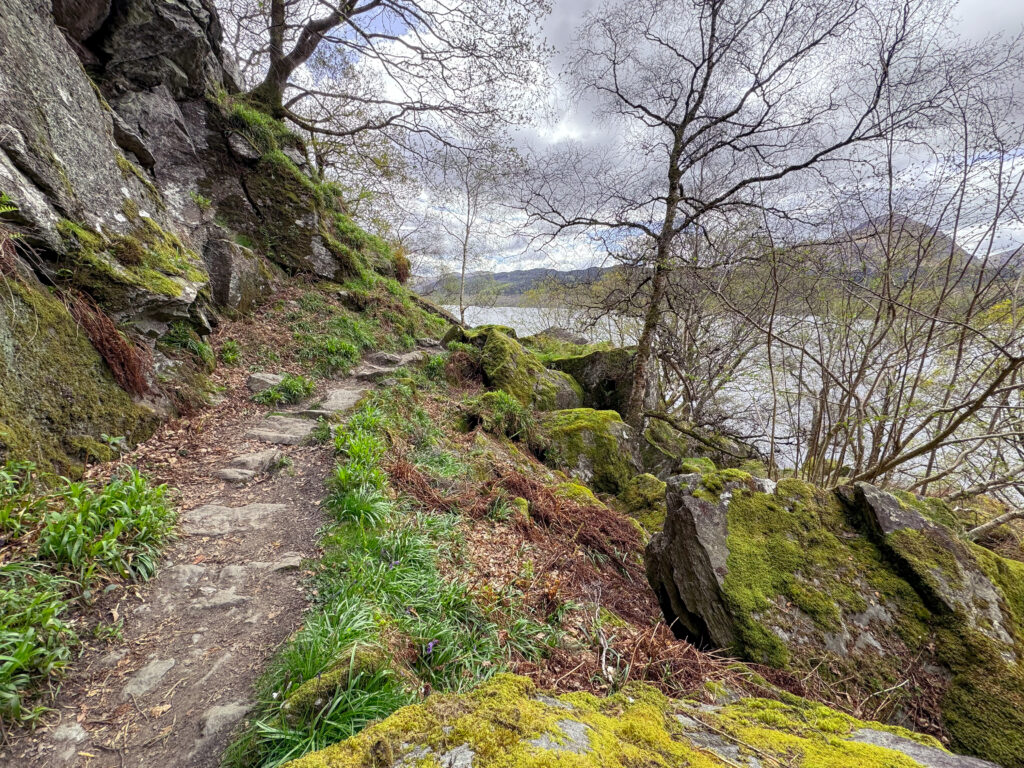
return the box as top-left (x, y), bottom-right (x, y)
top-left (398, 0), bottom-right (1024, 274)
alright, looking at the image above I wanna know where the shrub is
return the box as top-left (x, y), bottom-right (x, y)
top-left (253, 373), bottom-right (316, 405)
top-left (161, 321), bottom-right (215, 372)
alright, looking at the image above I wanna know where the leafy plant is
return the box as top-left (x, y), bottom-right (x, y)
top-left (220, 339), bottom-right (241, 366)
top-left (253, 373), bottom-right (316, 405)
top-left (0, 463), bottom-right (174, 724)
top-left (161, 321), bottom-right (215, 372)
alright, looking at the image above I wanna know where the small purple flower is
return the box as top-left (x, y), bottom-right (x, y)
top-left (425, 639), bottom-right (439, 656)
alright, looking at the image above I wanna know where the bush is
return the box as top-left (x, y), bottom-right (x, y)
top-left (253, 373), bottom-right (316, 405)
top-left (220, 339), bottom-right (241, 366)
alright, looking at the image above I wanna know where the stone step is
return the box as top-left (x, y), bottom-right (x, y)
top-left (213, 448), bottom-right (286, 482)
top-left (184, 502), bottom-right (287, 536)
top-left (246, 415), bottom-right (314, 445)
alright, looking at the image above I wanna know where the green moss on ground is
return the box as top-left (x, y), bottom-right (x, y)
top-left (0, 277), bottom-right (157, 472)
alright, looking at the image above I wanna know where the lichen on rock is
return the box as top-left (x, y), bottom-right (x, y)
top-left (282, 673), bottom-right (990, 768)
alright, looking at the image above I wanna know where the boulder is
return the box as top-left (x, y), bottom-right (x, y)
top-left (619, 472), bottom-right (668, 533)
top-left (641, 415), bottom-right (764, 478)
top-left (247, 372), bottom-right (284, 393)
top-left (548, 346), bottom-right (657, 417)
top-left (281, 673), bottom-right (998, 768)
top-left (538, 408), bottom-right (642, 495)
top-left (644, 469), bottom-right (1024, 767)
top-left (202, 230), bottom-right (273, 312)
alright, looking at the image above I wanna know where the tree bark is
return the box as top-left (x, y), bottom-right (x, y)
top-left (965, 509), bottom-right (1024, 542)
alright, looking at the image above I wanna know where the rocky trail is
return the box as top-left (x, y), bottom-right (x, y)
top-left (3, 351), bottom-right (429, 768)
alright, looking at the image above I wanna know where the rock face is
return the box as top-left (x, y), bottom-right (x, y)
top-left (282, 673), bottom-right (998, 768)
top-left (0, 0), bottom-right (403, 469)
top-left (548, 346), bottom-right (657, 417)
top-left (645, 469), bottom-right (1024, 767)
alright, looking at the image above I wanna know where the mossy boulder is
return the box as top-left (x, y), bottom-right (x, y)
top-left (620, 473), bottom-right (668, 533)
top-left (447, 325), bottom-right (583, 411)
top-left (537, 408), bottom-right (642, 495)
top-left (283, 673), bottom-right (991, 768)
top-left (645, 471), bottom-right (1024, 766)
top-left (548, 346), bottom-right (657, 417)
top-left (0, 275), bottom-right (158, 472)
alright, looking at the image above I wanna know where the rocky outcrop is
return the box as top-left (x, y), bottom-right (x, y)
top-left (645, 468), bottom-right (1024, 766)
top-left (282, 673), bottom-right (998, 768)
top-left (538, 408), bottom-right (642, 494)
top-left (548, 346), bottom-right (657, 417)
top-left (0, 0), bottom-right (412, 469)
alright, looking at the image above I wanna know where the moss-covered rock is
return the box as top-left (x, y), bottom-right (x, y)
top-left (641, 416), bottom-right (763, 478)
top-left (0, 275), bottom-right (158, 472)
top-left (547, 346), bottom-right (656, 417)
top-left (620, 473), bottom-right (668, 533)
top-left (537, 408), bottom-right (642, 495)
top-left (646, 471), bottom-right (1024, 766)
top-left (282, 673), bottom-right (982, 768)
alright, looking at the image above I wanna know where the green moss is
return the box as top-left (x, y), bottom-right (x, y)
top-left (680, 456), bottom-right (717, 474)
top-left (538, 408), bottom-right (637, 495)
top-left (56, 217), bottom-right (207, 307)
top-left (115, 153), bottom-right (160, 202)
top-left (282, 673), bottom-right (965, 768)
top-left (0, 277), bottom-right (157, 473)
top-left (479, 329), bottom-right (545, 406)
top-left (554, 481), bottom-right (604, 507)
top-left (721, 478), bottom-right (929, 667)
top-left (619, 473), bottom-right (667, 533)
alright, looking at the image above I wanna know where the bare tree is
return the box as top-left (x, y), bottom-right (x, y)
top-left (525, 0), bottom-right (961, 428)
top-left (217, 0), bottom-right (550, 133)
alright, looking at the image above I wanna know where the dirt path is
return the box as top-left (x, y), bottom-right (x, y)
top-left (1, 351), bottom-right (425, 768)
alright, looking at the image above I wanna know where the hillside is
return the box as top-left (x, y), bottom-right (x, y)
top-left (413, 265), bottom-right (615, 303)
top-left (1, 3), bottom-right (1022, 768)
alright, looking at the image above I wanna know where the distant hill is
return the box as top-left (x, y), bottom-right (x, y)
top-left (413, 266), bottom-right (615, 302)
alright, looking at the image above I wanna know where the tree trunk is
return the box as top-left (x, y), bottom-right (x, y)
top-left (965, 509), bottom-right (1024, 542)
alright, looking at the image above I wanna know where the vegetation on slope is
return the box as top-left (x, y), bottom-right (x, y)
top-left (0, 462), bottom-right (173, 723)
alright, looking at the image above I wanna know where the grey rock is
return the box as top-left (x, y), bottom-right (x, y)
top-left (110, 109), bottom-right (156, 170)
top-left (247, 372), bottom-right (284, 393)
top-left (213, 468), bottom-right (256, 483)
top-left (366, 351), bottom-right (403, 366)
top-left (353, 364), bottom-right (392, 382)
top-left (227, 448), bottom-right (285, 473)
top-left (246, 416), bottom-right (316, 445)
top-left (528, 718), bottom-right (592, 754)
top-left (202, 232), bottom-right (273, 312)
top-left (196, 587), bottom-right (248, 609)
top-left (316, 387), bottom-right (366, 413)
top-left (50, 721), bottom-right (89, 763)
top-left (847, 729), bottom-right (1000, 767)
top-left (201, 701), bottom-right (251, 737)
top-left (644, 473), bottom-right (746, 649)
top-left (184, 502), bottom-right (285, 536)
top-left (53, 0), bottom-right (111, 41)
top-left (547, 347), bottom-right (656, 417)
top-left (437, 743), bottom-right (475, 768)
top-left (122, 658), bottom-right (175, 699)
top-left (99, 0), bottom-right (231, 98)
top-left (227, 132), bottom-right (262, 162)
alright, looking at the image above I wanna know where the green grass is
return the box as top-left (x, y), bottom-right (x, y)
top-left (0, 462), bottom-right (174, 723)
top-left (253, 373), bottom-right (316, 405)
top-left (224, 390), bottom-right (559, 768)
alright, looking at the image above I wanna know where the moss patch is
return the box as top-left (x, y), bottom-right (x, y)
top-left (620, 473), bottom-right (667, 533)
top-left (538, 409), bottom-right (638, 495)
top-left (0, 277), bottom-right (157, 473)
top-left (282, 673), bottom-right (961, 768)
